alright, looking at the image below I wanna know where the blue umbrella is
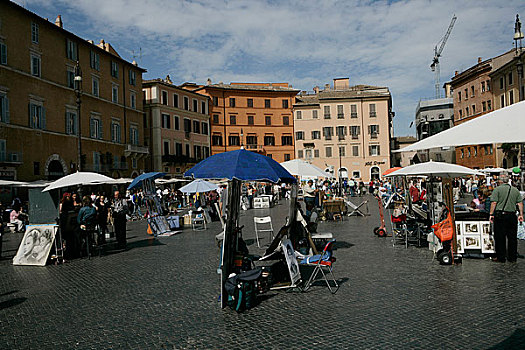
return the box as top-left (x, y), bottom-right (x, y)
top-left (184, 149), bottom-right (296, 183)
top-left (127, 172), bottom-right (166, 190)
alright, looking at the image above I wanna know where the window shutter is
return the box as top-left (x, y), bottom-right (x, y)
top-left (40, 107), bottom-right (46, 130)
top-left (368, 125), bottom-right (371, 134)
top-left (98, 119), bottom-right (102, 139)
top-left (129, 128), bottom-right (133, 144)
top-left (28, 103), bottom-right (32, 128)
top-left (377, 145), bottom-right (381, 155)
top-left (90, 117), bottom-right (95, 138)
top-left (377, 125), bottom-right (380, 134)
top-left (117, 124), bottom-right (121, 143)
top-left (369, 145), bottom-right (372, 156)
top-left (357, 126), bottom-right (360, 135)
top-left (110, 123), bottom-right (114, 142)
top-left (0, 43), bottom-right (6, 64)
top-left (65, 112), bottom-right (69, 134)
top-left (4, 97), bottom-right (8, 123)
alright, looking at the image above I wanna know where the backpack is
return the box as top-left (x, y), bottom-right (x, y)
top-left (225, 268), bottom-right (262, 312)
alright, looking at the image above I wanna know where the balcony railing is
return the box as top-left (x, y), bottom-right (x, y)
top-left (370, 133), bottom-right (378, 139)
top-left (370, 112), bottom-right (377, 117)
top-left (245, 144), bottom-right (264, 151)
top-left (324, 114), bottom-right (331, 119)
top-left (351, 113), bottom-right (358, 118)
top-left (325, 135), bottom-right (332, 140)
top-left (124, 144), bottom-right (149, 157)
top-left (111, 162), bottom-right (128, 170)
top-left (337, 114), bottom-right (345, 119)
top-left (351, 134), bottom-right (359, 140)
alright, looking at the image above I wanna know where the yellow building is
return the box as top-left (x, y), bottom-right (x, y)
top-left (293, 78), bottom-right (393, 181)
top-left (0, 1), bottom-right (148, 181)
top-left (143, 77), bottom-right (211, 176)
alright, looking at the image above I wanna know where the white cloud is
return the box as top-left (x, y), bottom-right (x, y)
top-left (17, 0), bottom-right (525, 135)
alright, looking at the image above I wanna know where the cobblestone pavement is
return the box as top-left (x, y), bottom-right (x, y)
top-left (2, 195), bottom-right (525, 349)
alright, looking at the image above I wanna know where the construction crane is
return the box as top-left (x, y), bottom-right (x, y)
top-left (430, 14), bottom-right (457, 99)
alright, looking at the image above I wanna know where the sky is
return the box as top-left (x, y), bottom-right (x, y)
top-left (13, 0), bottom-right (525, 137)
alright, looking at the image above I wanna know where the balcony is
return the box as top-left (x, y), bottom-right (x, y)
top-left (185, 131), bottom-right (191, 139)
top-left (370, 133), bottom-right (378, 139)
top-left (245, 144), bottom-right (264, 151)
top-left (325, 135), bottom-right (332, 141)
top-left (324, 114), bottom-right (331, 119)
top-left (337, 114), bottom-right (345, 119)
top-left (351, 113), bottom-right (358, 118)
top-left (0, 151), bottom-right (23, 165)
top-left (338, 135), bottom-right (346, 141)
top-left (124, 144), bottom-right (149, 157)
top-left (370, 112), bottom-right (377, 117)
top-left (351, 134), bottom-right (359, 140)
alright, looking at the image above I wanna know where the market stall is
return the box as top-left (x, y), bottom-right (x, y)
top-left (385, 161), bottom-right (483, 263)
top-left (184, 148), bottom-right (301, 309)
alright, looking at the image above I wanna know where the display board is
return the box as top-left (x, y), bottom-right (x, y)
top-left (28, 188), bottom-right (59, 224)
top-left (13, 225), bottom-right (58, 266)
top-left (456, 220), bottom-right (495, 254)
top-left (282, 238), bottom-right (301, 286)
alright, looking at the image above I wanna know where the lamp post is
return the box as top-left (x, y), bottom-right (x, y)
top-left (514, 15), bottom-right (525, 189)
top-left (74, 60), bottom-right (83, 172)
top-left (240, 128), bottom-right (244, 150)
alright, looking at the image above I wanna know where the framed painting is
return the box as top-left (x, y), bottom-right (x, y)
top-left (13, 225), bottom-right (58, 266)
top-left (463, 234), bottom-right (481, 249)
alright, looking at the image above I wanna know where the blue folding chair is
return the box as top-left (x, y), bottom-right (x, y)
top-left (300, 239), bottom-right (339, 294)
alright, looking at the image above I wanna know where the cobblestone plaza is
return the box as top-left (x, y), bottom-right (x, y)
top-left (1, 196), bottom-right (525, 349)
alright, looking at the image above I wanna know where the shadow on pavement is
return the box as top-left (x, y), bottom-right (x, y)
top-left (102, 238), bottom-right (165, 256)
top-left (334, 241), bottom-right (354, 249)
top-left (0, 297), bottom-right (27, 310)
top-left (489, 328), bottom-right (525, 349)
top-left (0, 290), bottom-right (18, 297)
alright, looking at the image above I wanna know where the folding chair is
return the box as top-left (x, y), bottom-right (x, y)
top-left (300, 239), bottom-right (339, 294)
top-left (192, 211), bottom-right (206, 231)
top-left (253, 216), bottom-right (274, 248)
top-left (345, 199), bottom-right (369, 217)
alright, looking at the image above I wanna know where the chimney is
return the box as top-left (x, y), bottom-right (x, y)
top-left (478, 57), bottom-right (482, 64)
top-left (55, 15), bottom-right (63, 28)
top-left (455, 71), bottom-right (458, 76)
top-left (206, 78), bottom-right (212, 85)
top-left (313, 86), bottom-right (320, 94)
top-left (324, 83), bottom-right (330, 91)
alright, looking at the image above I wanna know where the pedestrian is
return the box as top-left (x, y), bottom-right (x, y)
top-left (95, 195), bottom-right (110, 244)
top-left (303, 180), bottom-right (317, 208)
top-left (489, 173), bottom-right (524, 263)
top-left (111, 191), bottom-right (129, 249)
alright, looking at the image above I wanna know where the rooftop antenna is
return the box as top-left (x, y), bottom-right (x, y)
top-left (430, 14), bottom-right (457, 99)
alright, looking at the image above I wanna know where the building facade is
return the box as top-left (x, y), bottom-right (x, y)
top-left (449, 51), bottom-right (514, 168)
top-left (0, 1), bottom-right (148, 181)
top-left (143, 77), bottom-right (210, 176)
top-left (182, 81), bottom-right (298, 163)
top-left (489, 48), bottom-right (525, 169)
top-left (293, 78), bottom-right (393, 182)
top-left (414, 97), bottom-right (455, 163)
top-left (391, 136), bottom-right (417, 167)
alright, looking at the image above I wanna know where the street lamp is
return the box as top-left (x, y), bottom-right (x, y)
top-left (513, 15), bottom-right (525, 189)
top-left (74, 60), bottom-right (82, 172)
top-left (240, 128), bottom-right (244, 149)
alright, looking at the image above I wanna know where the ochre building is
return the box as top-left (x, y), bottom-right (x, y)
top-left (143, 77), bottom-right (210, 177)
top-left (0, 1), bottom-right (148, 181)
top-left (182, 81), bottom-right (298, 163)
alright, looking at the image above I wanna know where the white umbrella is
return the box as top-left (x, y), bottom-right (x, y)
top-left (42, 172), bottom-right (115, 192)
top-left (384, 160), bottom-right (482, 178)
top-left (0, 179), bottom-right (28, 186)
top-left (179, 179), bottom-right (218, 194)
top-left (280, 159), bottom-right (331, 178)
top-left (398, 100), bottom-right (525, 152)
top-left (480, 167), bottom-right (506, 174)
top-left (15, 180), bottom-right (51, 187)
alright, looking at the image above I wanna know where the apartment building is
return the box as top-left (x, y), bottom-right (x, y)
top-left (182, 80), bottom-right (298, 163)
top-left (293, 78), bottom-right (393, 182)
top-left (489, 48), bottom-right (525, 168)
top-left (0, 1), bottom-right (148, 181)
top-left (143, 77), bottom-right (210, 176)
top-left (449, 51), bottom-right (514, 168)
top-left (414, 96), bottom-right (454, 163)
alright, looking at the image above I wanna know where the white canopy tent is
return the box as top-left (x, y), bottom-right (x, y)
top-left (398, 100), bottom-right (525, 153)
top-left (280, 159), bottom-right (332, 179)
top-left (42, 172), bottom-right (115, 192)
top-left (179, 179), bottom-right (218, 194)
top-left (385, 161), bottom-right (482, 178)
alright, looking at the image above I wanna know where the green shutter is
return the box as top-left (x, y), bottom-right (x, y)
top-left (90, 117), bottom-right (95, 138)
top-left (41, 107), bottom-right (46, 129)
top-left (98, 119), bottom-right (102, 139)
top-left (0, 43), bottom-right (6, 65)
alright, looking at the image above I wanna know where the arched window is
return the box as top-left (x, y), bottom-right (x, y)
top-left (370, 166), bottom-right (380, 180)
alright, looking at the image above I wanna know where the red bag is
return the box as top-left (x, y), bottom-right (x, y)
top-left (432, 208), bottom-right (453, 242)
